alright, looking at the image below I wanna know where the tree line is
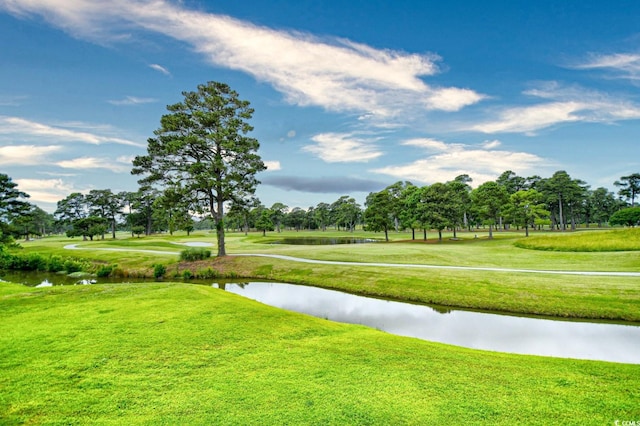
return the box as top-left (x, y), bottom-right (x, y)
top-left (1, 81), bottom-right (640, 253)
top-left (224, 171), bottom-right (640, 241)
top-left (1, 168), bottom-right (639, 248)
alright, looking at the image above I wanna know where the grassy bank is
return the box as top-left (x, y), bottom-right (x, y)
top-left (1, 282), bottom-right (638, 424)
top-left (514, 228), bottom-right (640, 252)
top-left (12, 229), bottom-right (640, 322)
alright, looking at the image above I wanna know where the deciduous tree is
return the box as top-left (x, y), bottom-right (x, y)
top-left (471, 181), bottom-right (509, 239)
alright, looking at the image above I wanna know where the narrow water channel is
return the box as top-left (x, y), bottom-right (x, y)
top-left (214, 282), bottom-right (640, 364)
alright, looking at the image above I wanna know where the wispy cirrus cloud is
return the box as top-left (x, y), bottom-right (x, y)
top-left (372, 138), bottom-right (547, 185)
top-left (149, 63), bottom-right (171, 75)
top-left (572, 52), bottom-right (640, 81)
top-left (303, 133), bottom-right (383, 163)
top-left (468, 82), bottom-right (640, 134)
top-left (108, 95), bottom-right (156, 106)
top-left (0, 144), bottom-right (62, 165)
top-left (56, 156), bottom-right (132, 172)
top-left (14, 178), bottom-right (83, 204)
top-left (0, 0), bottom-right (484, 123)
top-left (0, 116), bottom-right (144, 147)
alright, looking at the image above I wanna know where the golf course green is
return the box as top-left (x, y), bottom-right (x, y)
top-left (1, 228), bottom-right (639, 424)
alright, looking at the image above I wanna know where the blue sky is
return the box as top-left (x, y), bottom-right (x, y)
top-left (1, 0), bottom-right (640, 213)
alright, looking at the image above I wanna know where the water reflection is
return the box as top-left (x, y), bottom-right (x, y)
top-left (214, 282), bottom-right (640, 364)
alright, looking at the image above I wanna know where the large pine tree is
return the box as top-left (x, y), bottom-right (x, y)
top-left (133, 81), bottom-right (266, 256)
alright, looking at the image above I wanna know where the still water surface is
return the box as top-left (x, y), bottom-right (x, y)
top-left (4, 271), bottom-right (638, 363)
top-left (215, 282), bottom-right (640, 364)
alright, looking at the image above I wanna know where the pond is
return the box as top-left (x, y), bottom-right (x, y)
top-left (3, 271), bottom-right (638, 363)
top-left (269, 237), bottom-right (379, 245)
top-left (214, 282), bottom-right (640, 364)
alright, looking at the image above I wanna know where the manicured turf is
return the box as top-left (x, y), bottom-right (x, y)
top-left (12, 228), bottom-right (640, 321)
top-left (1, 282), bottom-right (638, 425)
top-left (514, 227), bottom-right (640, 252)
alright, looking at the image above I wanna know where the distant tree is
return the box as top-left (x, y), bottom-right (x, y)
top-left (270, 202), bottom-right (288, 233)
top-left (285, 207), bottom-right (307, 231)
top-left (496, 170), bottom-right (527, 194)
top-left (54, 192), bottom-right (88, 239)
top-left (399, 184), bottom-right (422, 239)
top-left (11, 205), bottom-right (53, 241)
top-left (0, 174), bottom-right (30, 244)
top-left (228, 196), bottom-right (260, 235)
top-left (305, 206), bottom-right (317, 231)
top-left (609, 207), bottom-right (640, 227)
top-left (331, 196), bottom-right (361, 232)
top-left (132, 81), bottom-right (266, 256)
top-left (129, 187), bottom-right (158, 236)
top-left (364, 189), bottom-right (394, 241)
top-left (584, 187), bottom-right (619, 227)
top-left (86, 189), bottom-right (123, 239)
top-left (67, 217), bottom-right (108, 241)
top-left (471, 181), bottom-right (509, 239)
top-left (384, 181), bottom-right (414, 232)
top-left (314, 202), bottom-right (331, 231)
top-left (614, 173), bottom-right (640, 207)
top-left (446, 177), bottom-right (472, 237)
top-left (255, 209), bottom-right (274, 236)
top-left (420, 183), bottom-right (453, 242)
top-left (541, 171), bottom-right (588, 231)
top-left (504, 189), bottom-right (549, 236)
top-left (153, 187), bottom-right (193, 236)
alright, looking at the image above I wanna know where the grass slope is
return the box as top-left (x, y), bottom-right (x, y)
top-left (1, 282), bottom-right (638, 425)
top-left (12, 229), bottom-right (640, 322)
top-left (515, 228), bottom-right (640, 252)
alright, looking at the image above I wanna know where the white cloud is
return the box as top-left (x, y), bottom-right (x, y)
top-left (402, 138), bottom-right (455, 151)
top-left (0, 144), bottom-right (62, 165)
top-left (470, 102), bottom-right (585, 134)
top-left (303, 133), bottom-right (383, 163)
top-left (108, 95), bottom-right (156, 105)
top-left (56, 156), bottom-right (131, 172)
top-left (264, 160), bottom-right (281, 171)
top-left (0, 0), bottom-right (484, 122)
top-left (372, 139), bottom-right (546, 185)
top-left (286, 130), bottom-right (296, 138)
top-left (149, 63), bottom-right (171, 75)
top-left (573, 52), bottom-right (640, 80)
top-left (14, 178), bottom-right (81, 204)
top-left (116, 155), bottom-right (135, 164)
top-left (0, 116), bottom-right (145, 147)
top-left (468, 82), bottom-right (640, 134)
top-left (481, 140), bottom-right (501, 149)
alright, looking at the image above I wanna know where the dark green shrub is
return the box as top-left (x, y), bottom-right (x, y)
top-left (197, 267), bottom-right (218, 279)
top-left (47, 255), bottom-right (65, 272)
top-left (153, 263), bottom-right (167, 280)
top-left (25, 253), bottom-right (48, 271)
top-left (182, 270), bottom-right (193, 280)
top-left (63, 259), bottom-right (83, 273)
top-left (96, 264), bottom-right (115, 278)
top-left (180, 247), bottom-right (212, 261)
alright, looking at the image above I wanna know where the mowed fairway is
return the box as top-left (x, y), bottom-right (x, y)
top-left (2, 228), bottom-right (639, 423)
top-left (1, 281), bottom-right (638, 425)
top-left (22, 228), bottom-right (640, 321)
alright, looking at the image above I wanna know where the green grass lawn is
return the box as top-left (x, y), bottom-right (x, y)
top-left (1, 282), bottom-right (638, 425)
top-left (14, 228), bottom-right (640, 321)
